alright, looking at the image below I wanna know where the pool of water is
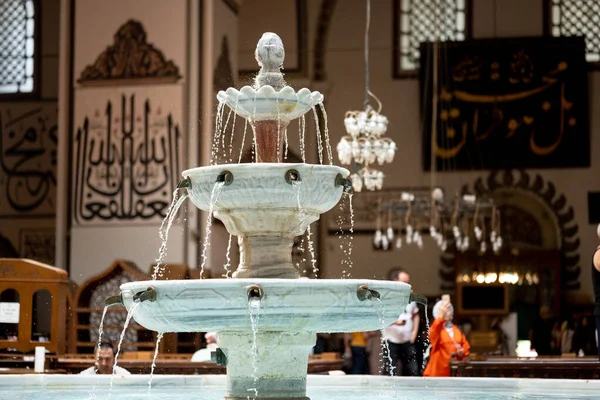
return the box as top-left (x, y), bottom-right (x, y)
top-left (2, 375), bottom-right (599, 399)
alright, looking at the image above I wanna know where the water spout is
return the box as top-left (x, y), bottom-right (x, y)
top-left (177, 177), bottom-right (191, 189)
top-left (133, 287), bottom-right (157, 303)
top-left (357, 284), bottom-right (380, 301)
top-left (216, 170), bottom-right (234, 185)
top-left (105, 294), bottom-right (123, 307)
top-left (285, 169), bottom-right (301, 184)
top-left (247, 285), bottom-right (264, 301)
top-left (409, 292), bottom-right (428, 307)
top-left (335, 173), bottom-right (354, 194)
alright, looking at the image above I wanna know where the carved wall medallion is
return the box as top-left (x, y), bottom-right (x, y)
top-left (439, 169), bottom-right (581, 291)
top-left (77, 20), bottom-right (182, 86)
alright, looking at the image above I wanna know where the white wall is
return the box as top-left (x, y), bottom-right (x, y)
top-left (68, 0), bottom-right (189, 283)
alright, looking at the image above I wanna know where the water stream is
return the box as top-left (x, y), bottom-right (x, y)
top-left (147, 332), bottom-right (164, 393)
top-left (300, 115), bottom-right (306, 163)
top-left (153, 190), bottom-right (189, 280)
top-left (318, 103), bottom-right (333, 165)
top-left (109, 303), bottom-right (140, 395)
top-left (375, 299), bottom-right (395, 378)
top-left (228, 104), bottom-right (238, 162)
top-left (238, 119), bottom-right (248, 163)
top-left (306, 224), bottom-right (317, 277)
top-left (248, 298), bottom-right (261, 398)
top-left (312, 107), bottom-right (323, 165)
top-left (224, 234), bottom-right (233, 278)
top-left (200, 182), bottom-right (226, 277)
top-left (211, 101), bottom-right (225, 165)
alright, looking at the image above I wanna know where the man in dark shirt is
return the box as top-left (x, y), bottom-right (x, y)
top-left (592, 225), bottom-right (600, 360)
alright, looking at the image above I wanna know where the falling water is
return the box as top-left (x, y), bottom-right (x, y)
top-left (276, 97), bottom-right (281, 162)
top-left (211, 101), bottom-right (226, 165)
top-left (251, 92), bottom-right (257, 161)
top-left (95, 306), bottom-right (109, 361)
top-left (147, 332), bottom-right (164, 393)
top-left (318, 103), bottom-right (333, 165)
top-left (222, 109), bottom-right (234, 159)
top-left (306, 224), bottom-right (318, 277)
top-left (248, 298), bottom-right (261, 398)
top-left (344, 194), bottom-right (355, 278)
top-left (153, 190), bottom-right (190, 280)
top-left (200, 181), bottom-right (226, 277)
top-left (300, 115), bottom-right (306, 163)
top-left (312, 107), bottom-right (324, 165)
top-left (375, 299), bottom-right (395, 377)
top-left (224, 234), bottom-right (233, 278)
top-left (109, 302), bottom-right (140, 394)
top-left (238, 119), bottom-right (248, 163)
top-left (228, 103), bottom-right (238, 161)
top-left (91, 305), bottom-right (109, 396)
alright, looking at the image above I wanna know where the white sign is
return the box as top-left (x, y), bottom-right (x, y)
top-left (0, 302), bottom-right (20, 324)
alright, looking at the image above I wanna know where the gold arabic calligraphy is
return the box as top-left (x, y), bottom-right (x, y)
top-left (435, 60), bottom-right (574, 159)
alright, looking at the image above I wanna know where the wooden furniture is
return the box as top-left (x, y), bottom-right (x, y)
top-left (70, 260), bottom-right (206, 355)
top-left (451, 356), bottom-right (600, 379)
top-left (55, 354), bottom-right (344, 375)
top-left (0, 258), bottom-right (69, 354)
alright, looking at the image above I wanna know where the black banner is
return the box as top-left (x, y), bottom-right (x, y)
top-left (420, 36), bottom-right (589, 171)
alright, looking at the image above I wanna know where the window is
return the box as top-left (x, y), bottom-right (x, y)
top-left (394, 0), bottom-right (468, 75)
top-left (547, 0), bottom-right (600, 63)
top-left (0, 0), bottom-right (37, 95)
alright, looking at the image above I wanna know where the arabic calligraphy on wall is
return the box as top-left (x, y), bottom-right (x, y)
top-left (20, 228), bottom-right (55, 265)
top-left (73, 93), bottom-right (182, 225)
top-left (0, 103), bottom-right (58, 217)
top-left (420, 36), bottom-right (589, 171)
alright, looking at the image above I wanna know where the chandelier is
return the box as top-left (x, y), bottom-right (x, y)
top-left (336, 0), bottom-right (396, 192)
top-left (372, 187), bottom-right (503, 254)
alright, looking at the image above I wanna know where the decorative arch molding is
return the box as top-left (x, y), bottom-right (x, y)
top-left (77, 20), bottom-right (182, 86)
top-left (439, 169), bottom-right (581, 291)
top-left (313, 0), bottom-right (338, 81)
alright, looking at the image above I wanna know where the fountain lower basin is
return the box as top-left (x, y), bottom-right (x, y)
top-left (119, 279), bottom-right (409, 399)
top-left (3, 375), bottom-right (600, 399)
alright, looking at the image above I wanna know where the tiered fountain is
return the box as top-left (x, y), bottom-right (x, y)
top-left (114, 32), bottom-right (411, 400)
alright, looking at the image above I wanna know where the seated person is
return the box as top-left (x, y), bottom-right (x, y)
top-left (424, 298), bottom-right (470, 377)
top-left (80, 341), bottom-right (131, 375)
top-left (191, 332), bottom-right (219, 362)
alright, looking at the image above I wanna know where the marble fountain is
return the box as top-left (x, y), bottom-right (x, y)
top-left (2, 33), bottom-right (600, 400)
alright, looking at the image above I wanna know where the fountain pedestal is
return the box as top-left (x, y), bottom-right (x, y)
top-left (218, 331), bottom-right (315, 400)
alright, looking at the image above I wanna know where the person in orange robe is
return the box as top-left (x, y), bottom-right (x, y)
top-left (423, 299), bottom-right (470, 377)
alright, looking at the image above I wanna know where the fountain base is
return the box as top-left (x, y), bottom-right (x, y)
top-left (218, 331), bottom-right (315, 400)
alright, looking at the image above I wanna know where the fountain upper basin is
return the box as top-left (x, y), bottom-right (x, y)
top-left (182, 163), bottom-right (350, 237)
top-left (217, 85), bottom-right (323, 122)
top-left (120, 279), bottom-right (410, 333)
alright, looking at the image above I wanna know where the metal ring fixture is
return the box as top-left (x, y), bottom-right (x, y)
top-left (335, 173), bottom-right (353, 194)
top-left (247, 285), bottom-right (264, 301)
top-left (357, 284), bottom-right (380, 301)
top-left (217, 170), bottom-right (234, 185)
top-left (285, 169), bottom-right (301, 184)
top-left (133, 287), bottom-right (157, 303)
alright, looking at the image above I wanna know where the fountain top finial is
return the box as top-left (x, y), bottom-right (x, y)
top-left (254, 32), bottom-right (286, 90)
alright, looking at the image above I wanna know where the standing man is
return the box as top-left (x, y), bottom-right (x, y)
top-left (382, 268), bottom-right (420, 376)
top-left (592, 224), bottom-right (600, 360)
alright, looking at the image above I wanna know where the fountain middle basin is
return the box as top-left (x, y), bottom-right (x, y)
top-left (121, 279), bottom-right (410, 332)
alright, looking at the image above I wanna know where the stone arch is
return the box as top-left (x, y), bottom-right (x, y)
top-left (313, 0), bottom-right (338, 81)
top-left (439, 169), bottom-right (581, 291)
